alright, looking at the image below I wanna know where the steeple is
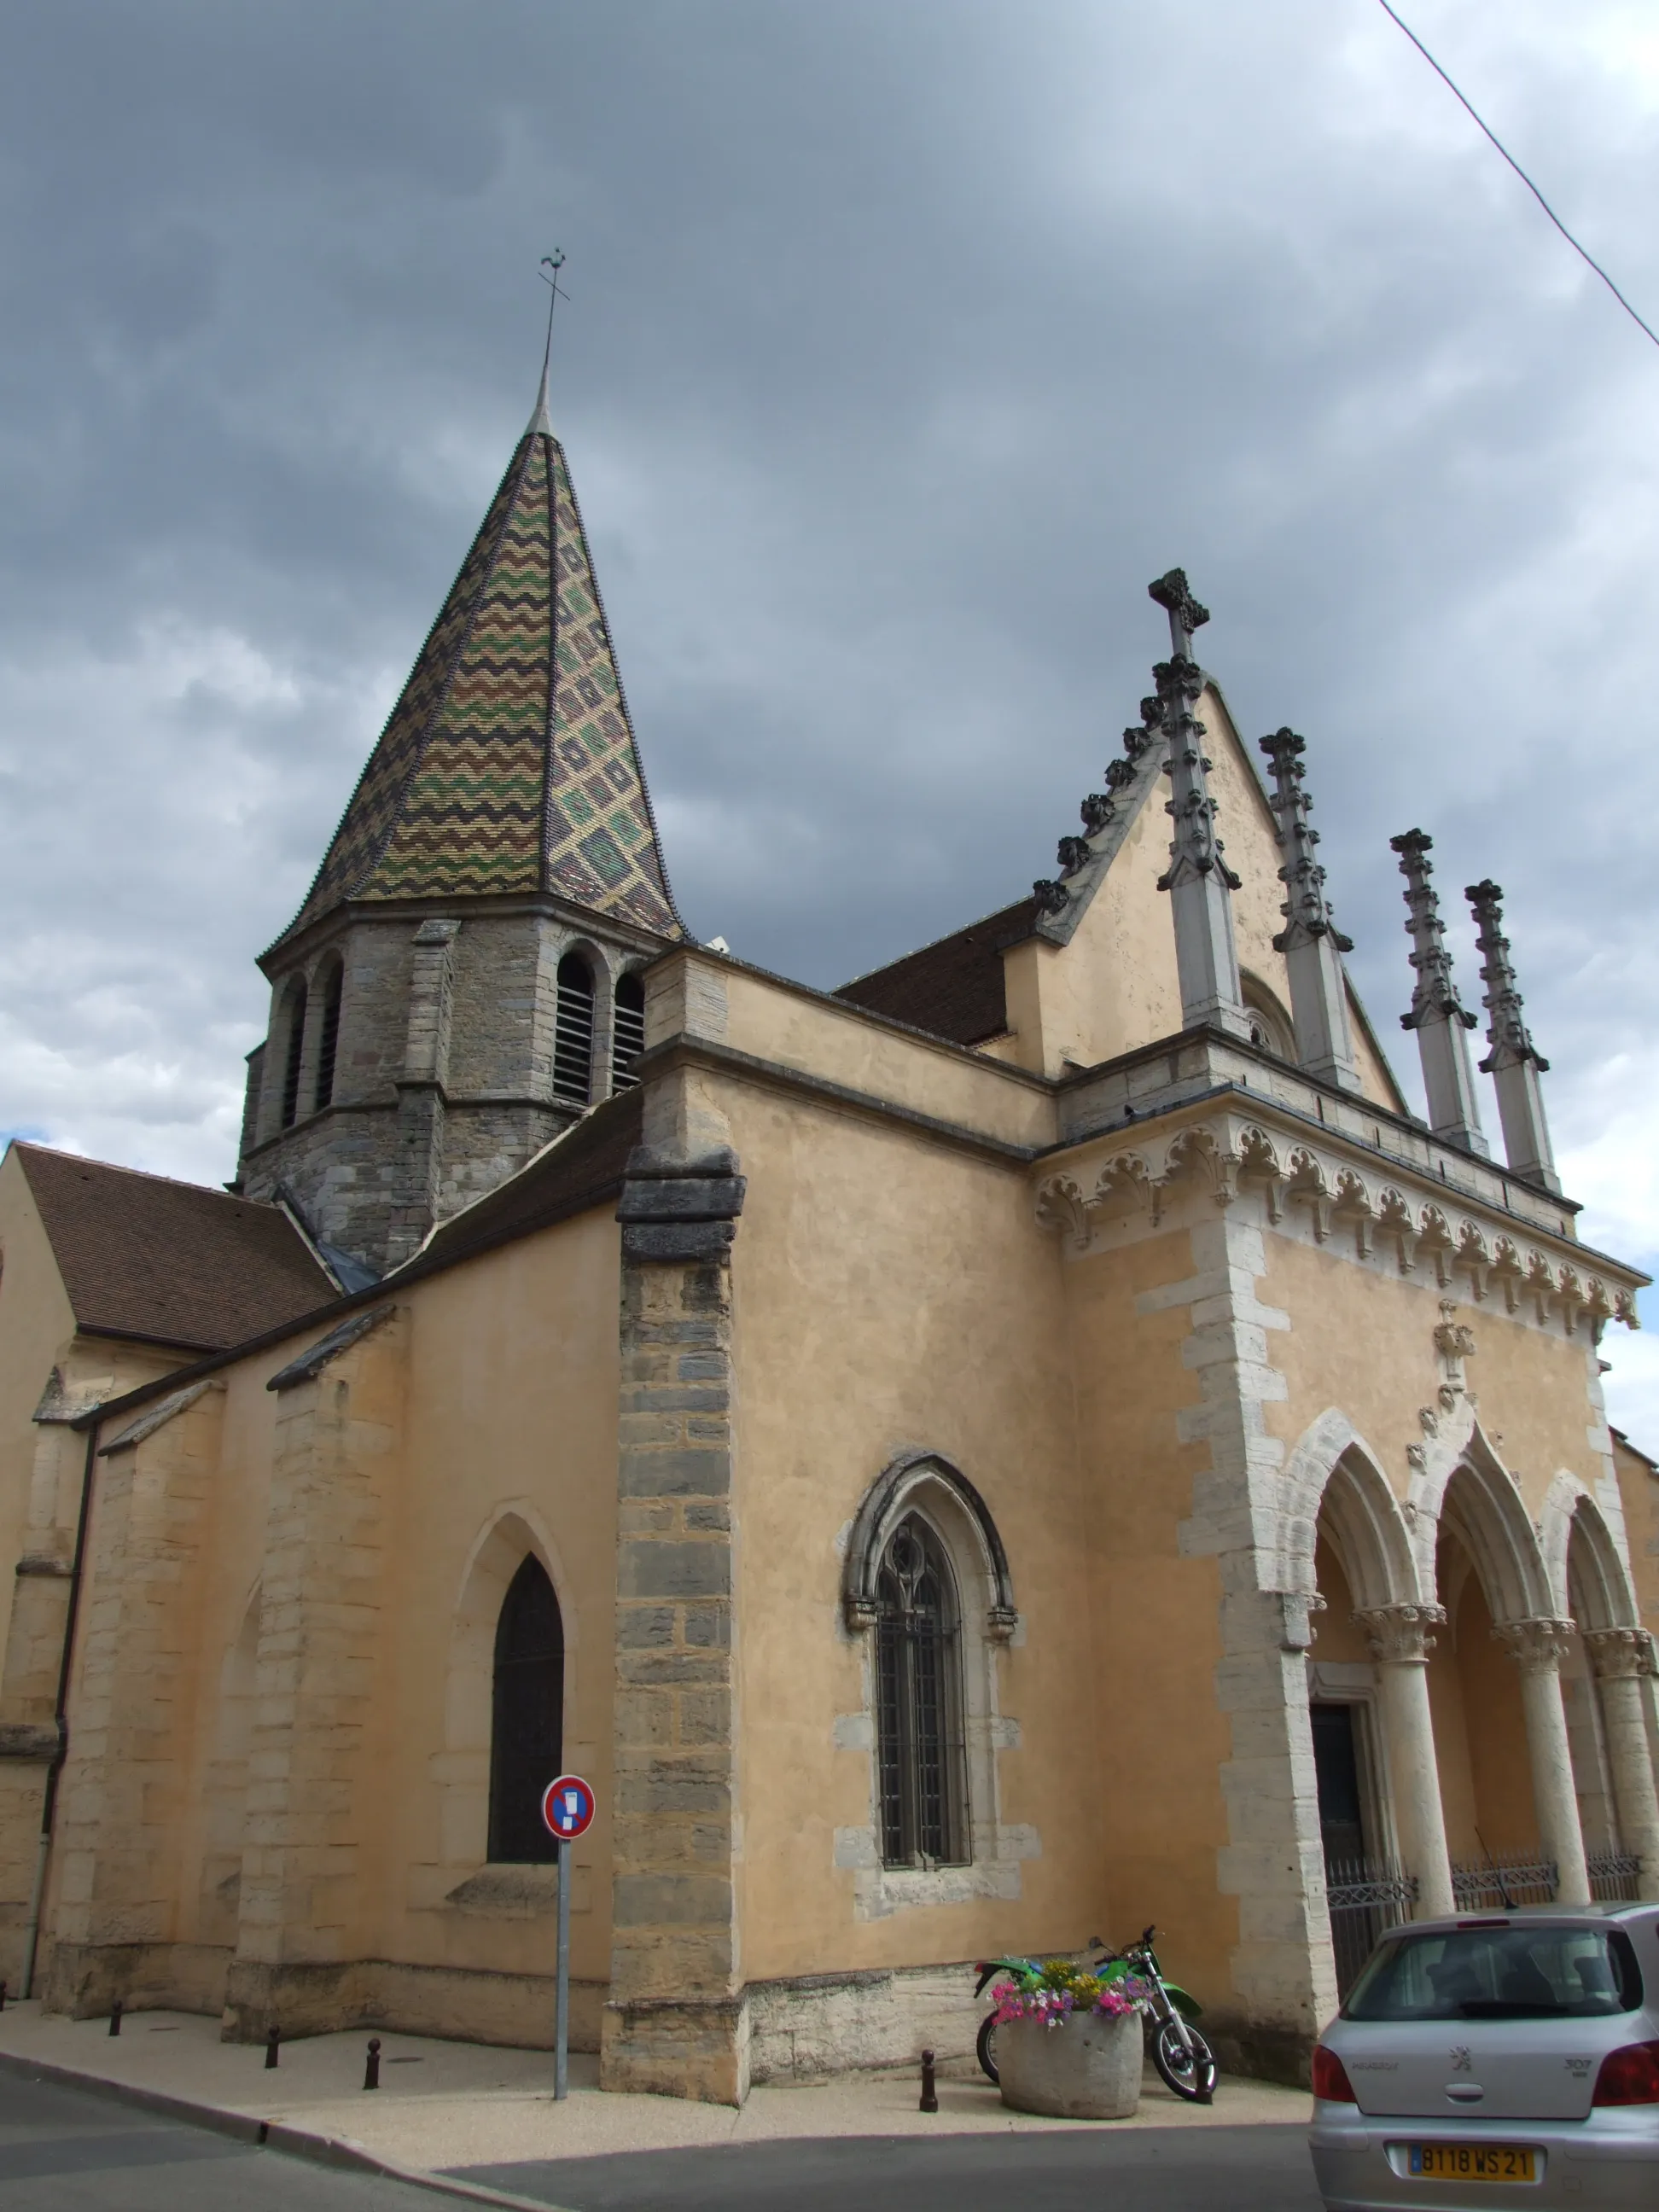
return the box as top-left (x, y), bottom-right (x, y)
top-left (1149, 570), bottom-right (1250, 1041)
top-left (1390, 830), bottom-right (1487, 1156)
top-left (1258, 729), bottom-right (1362, 1093)
top-left (276, 352), bottom-right (683, 950)
top-left (1464, 880), bottom-right (1560, 1192)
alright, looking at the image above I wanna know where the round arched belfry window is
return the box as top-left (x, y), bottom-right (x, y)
top-left (875, 1516), bottom-right (968, 1867)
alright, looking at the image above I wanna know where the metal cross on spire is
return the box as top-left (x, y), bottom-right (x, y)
top-left (529, 250), bottom-right (569, 435)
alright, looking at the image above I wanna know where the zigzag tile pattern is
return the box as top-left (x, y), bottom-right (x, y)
top-left (282, 427), bottom-right (681, 940)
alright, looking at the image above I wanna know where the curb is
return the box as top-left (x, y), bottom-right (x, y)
top-left (0, 2046), bottom-right (571, 2212)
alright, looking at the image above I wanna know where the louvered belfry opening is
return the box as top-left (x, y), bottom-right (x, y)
top-left (314, 962), bottom-right (343, 1111)
top-left (279, 982), bottom-right (308, 1129)
top-left (612, 972), bottom-right (646, 1091)
top-left (876, 1516), bottom-right (968, 1866)
top-left (488, 1555), bottom-right (565, 1864)
top-left (553, 952), bottom-right (595, 1106)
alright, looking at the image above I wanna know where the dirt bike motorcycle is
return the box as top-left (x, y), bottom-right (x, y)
top-left (973, 1926), bottom-right (1218, 2103)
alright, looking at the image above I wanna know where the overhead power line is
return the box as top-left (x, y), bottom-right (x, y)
top-left (1376, 0), bottom-right (1659, 352)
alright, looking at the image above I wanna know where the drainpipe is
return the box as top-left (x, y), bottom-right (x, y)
top-left (20, 1414), bottom-right (101, 1999)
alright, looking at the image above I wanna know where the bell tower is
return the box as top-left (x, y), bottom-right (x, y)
top-left (236, 345), bottom-right (684, 1274)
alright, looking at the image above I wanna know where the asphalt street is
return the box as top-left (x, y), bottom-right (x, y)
top-left (0, 2069), bottom-right (442, 2211)
top-left (453, 2122), bottom-right (1326, 2210)
top-left (0, 2064), bottom-right (1325, 2211)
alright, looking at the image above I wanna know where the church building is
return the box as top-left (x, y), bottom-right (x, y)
top-left (1, 351), bottom-right (1656, 2104)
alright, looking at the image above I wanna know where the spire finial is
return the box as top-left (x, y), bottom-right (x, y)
top-left (1258, 728), bottom-right (1361, 1091)
top-left (530, 251), bottom-right (569, 435)
top-left (1464, 880), bottom-right (1560, 1191)
top-left (1389, 830), bottom-right (1488, 1155)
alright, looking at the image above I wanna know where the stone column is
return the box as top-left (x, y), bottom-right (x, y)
top-left (602, 1144), bottom-right (748, 2105)
top-left (1355, 1604), bottom-right (1454, 1918)
top-left (1493, 1618), bottom-right (1591, 1906)
top-left (1390, 831), bottom-right (1489, 1157)
top-left (1584, 1628), bottom-right (1659, 1902)
top-left (387, 919), bottom-right (459, 1270)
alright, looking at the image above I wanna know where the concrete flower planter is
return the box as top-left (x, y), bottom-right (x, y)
top-left (996, 2010), bottom-right (1142, 2119)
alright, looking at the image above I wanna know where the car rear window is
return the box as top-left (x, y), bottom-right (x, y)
top-left (1342, 1924), bottom-right (1644, 2021)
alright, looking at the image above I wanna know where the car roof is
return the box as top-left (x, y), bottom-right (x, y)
top-left (1382, 1904), bottom-right (1657, 1936)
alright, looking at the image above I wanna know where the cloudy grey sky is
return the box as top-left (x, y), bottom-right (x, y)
top-left (3, 0), bottom-right (1658, 1429)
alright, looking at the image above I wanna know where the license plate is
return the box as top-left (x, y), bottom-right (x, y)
top-left (1407, 2143), bottom-right (1537, 2183)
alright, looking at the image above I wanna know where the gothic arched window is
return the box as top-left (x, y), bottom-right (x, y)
top-left (488, 1555), bottom-right (565, 1864)
top-left (279, 982), bottom-right (308, 1129)
top-left (553, 952), bottom-right (595, 1106)
top-left (314, 961), bottom-right (343, 1112)
top-left (875, 1516), bottom-right (968, 1866)
top-left (611, 971), bottom-right (646, 1092)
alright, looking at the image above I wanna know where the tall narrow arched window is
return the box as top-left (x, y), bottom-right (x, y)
top-left (488, 1555), bottom-right (565, 1864)
top-left (279, 982), bottom-right (308, 1130)
top-left (553, 953), bottom-right (595, 1106)
top-left (612, 972), bottom-right (646, 1092)
top-left (314, 962), bottom-right (343, 1111)
top-left (875, 1516), bottom-right (968, 1866)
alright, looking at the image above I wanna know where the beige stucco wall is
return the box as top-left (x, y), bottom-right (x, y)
top-left (724, 1080), bottom-right (1103, 1983)
top-left (0, 1150), bottom-right (77, 1668)
top-left (33, 1203), bottom-right (623, 2029)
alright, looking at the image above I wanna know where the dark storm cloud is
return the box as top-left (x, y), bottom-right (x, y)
top-left (3, 1), bottom-right (1657, 1417)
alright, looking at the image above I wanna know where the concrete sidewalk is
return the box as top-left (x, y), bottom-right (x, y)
top-left (0, 2000), bottom-right (1311, 2192)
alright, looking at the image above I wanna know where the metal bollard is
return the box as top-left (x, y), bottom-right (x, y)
top-left (364, 2037), bottom-right (381, 2091)
top-left (919, 2047), bottom-right (938, 2113)
top-left (265, 2026), bottom-right (280, 2069)
top-left (109, 2000), bottom-right (123, 2038)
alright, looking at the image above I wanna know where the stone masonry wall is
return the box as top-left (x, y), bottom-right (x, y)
top-left (602, 1145), bottom-right (748, 2104)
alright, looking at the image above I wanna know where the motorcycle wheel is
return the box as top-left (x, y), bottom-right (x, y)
top-left (975, 2014), bottom-right (999, 2085)
top-left (1151, 2017), bottom-right (1216, 2103)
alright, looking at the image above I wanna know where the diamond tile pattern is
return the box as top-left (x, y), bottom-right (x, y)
top-left (283, 428), bottom-right (682, 940)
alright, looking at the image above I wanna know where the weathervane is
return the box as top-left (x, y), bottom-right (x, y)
top-left (530, 252), bottom-right (569, 433)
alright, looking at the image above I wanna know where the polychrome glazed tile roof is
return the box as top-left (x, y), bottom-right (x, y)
top-left (280, 418), bottom-right (683, 943)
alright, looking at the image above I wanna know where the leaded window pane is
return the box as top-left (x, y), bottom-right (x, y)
top-left (874, 1516), bottom-right (968, 1866)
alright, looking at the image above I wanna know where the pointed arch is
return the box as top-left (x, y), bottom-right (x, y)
top-left (1276, 1409), bottom-right (1421, 1609)
top-left (843, 1450), bottom-right (1016, 1637)
top-left (1428, 1427), bottom-right (1554, 1623)
top-left (1557, 1487), bottom-right (1640, 1633)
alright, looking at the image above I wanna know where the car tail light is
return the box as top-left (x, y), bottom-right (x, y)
top-left (1312, 2044), bottom-right (1356, 2103)
top-left (1592, 2038), bottom-right (1659, 2106)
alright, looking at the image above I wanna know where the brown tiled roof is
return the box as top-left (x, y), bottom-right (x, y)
top-left (833, 896), bottom-right (1036, 1046)
top-left (408, 1086), bottom-right (643, 1278)
top-left (14, 1144), bottom-right (335, 1353)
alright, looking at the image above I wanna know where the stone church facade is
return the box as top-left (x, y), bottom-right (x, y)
top-left (1, 361), bottom-right (1656, 2104)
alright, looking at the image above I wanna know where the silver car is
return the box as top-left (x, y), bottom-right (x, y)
top-left (1310, 1902), bottom-right (1659, 2209)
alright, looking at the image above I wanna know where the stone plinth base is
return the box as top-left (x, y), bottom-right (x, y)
top-left (601, 1994), bottom-right (750, 2105)
top-left (997, 2011), bottom-right (1141, 2119)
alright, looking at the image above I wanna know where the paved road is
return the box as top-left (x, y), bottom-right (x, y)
top-left (0, 2069), bottom-right (439, 2210)
top-left (454, 2122), bottom-right (1325, 2211)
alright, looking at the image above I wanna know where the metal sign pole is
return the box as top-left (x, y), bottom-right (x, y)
top-left (555, 1834), bottom-right (571, 2100)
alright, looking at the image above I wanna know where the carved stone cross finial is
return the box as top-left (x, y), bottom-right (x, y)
top-left (1463, 879), bottom-right (1560, 1193)
top-left (1390, 830), bottom-right (1488, 1156)
top-left (1148, 568), bottom-right (1210, 659)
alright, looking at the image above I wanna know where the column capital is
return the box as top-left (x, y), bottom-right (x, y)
top-left (1492, 1615), bottom-right (1577, 1674)
top-left (1583, 1625), bottom-right (1659, 1681)
top-left (1355, 1603), bottom-right (1447, 1663)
